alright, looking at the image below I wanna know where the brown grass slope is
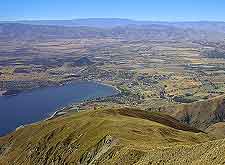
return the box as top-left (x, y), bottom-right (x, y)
top-left (160, 94), bottom-right (225, 131)
top-left (0, 108), bottom-right (215, 165)
top-left (95, 138), bottom-right (225, 165)
top-left (206, 122), bottom-right (225, 139)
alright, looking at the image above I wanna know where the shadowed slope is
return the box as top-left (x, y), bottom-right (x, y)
top-left (108, 108), bottom-right (202, 133)
top-left (159, 95), bottom-right (225, 131)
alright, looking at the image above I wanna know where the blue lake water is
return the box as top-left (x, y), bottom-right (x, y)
top-left (0, 81), bottom-right (118, 136)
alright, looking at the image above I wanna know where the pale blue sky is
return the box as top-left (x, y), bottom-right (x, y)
top-left (0, 0), bottom-right (225, 21)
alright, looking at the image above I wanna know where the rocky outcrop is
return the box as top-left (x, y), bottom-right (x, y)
top-left (79, 135), bottom-right (118, 164)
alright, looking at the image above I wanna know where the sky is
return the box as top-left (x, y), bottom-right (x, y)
top-left (0, 0), bottom-right (225, 21)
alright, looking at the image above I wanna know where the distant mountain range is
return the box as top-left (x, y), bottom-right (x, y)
top-left (0, 18), bottom-right (225, 41)
top-left (2, 18), bottom-right (225, 30)
top-left (1, 18), bottom-right (140, 28)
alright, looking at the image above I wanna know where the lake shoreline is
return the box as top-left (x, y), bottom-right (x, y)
top-left (0, 79), bottom-right (120, 97)
top-left (94, 81), bottom-right (120, 93)
top-left (0, 90), bottom-right (6, 96)
top-left (0, 80), bottom-right (119, 137)
top-left (46, 80), bottom-right (121, 120)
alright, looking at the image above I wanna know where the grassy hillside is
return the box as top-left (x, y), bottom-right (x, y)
top-left (206, 122), bottom-right (225, 139)
top-left (0, 108), bottom-right (217, 165)
top-left (160, 94), bottom-right (225, 131)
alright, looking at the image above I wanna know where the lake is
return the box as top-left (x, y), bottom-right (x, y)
top-left (0, 81), bottom-right (118, 136)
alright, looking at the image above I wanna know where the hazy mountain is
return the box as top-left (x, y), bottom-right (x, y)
top-left (0, 23), bottom-right (108, 41)
top-left (2, 18), bottom-right (225, 32)
top-left (1, 18), bottom-right (139, 28)
top-left (1, 22), bottom-right (225, 41)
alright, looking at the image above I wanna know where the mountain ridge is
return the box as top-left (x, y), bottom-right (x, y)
top-left (1, 22), bottom-right (225, 41)
top-left (0, 108), bottom-right (215, 164)
top-left (2, 18), bottom-right (225, 29)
